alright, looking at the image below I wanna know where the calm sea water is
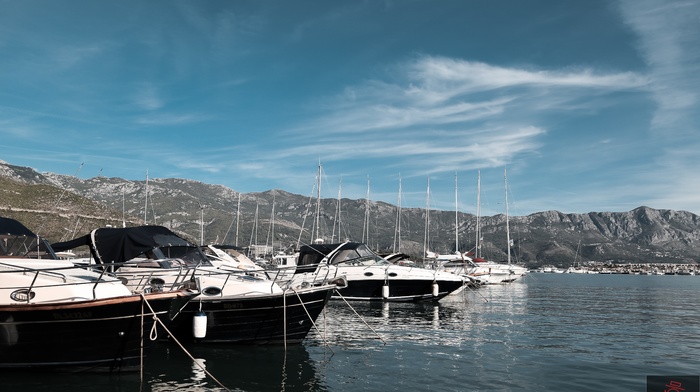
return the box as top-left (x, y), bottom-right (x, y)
top-left (3, 273), bottom-right (699, 391)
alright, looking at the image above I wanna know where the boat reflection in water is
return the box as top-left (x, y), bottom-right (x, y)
top-left (147, 344), bottom-right (327, 392)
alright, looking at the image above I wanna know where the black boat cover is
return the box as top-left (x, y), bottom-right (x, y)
top-left (52, 226), bottom-right (195, 265)
top-left (0, 217), bottom-right (37, 237)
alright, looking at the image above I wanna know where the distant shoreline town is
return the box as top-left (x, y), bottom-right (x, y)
top-left (535, 262), bottom-right (698, 275)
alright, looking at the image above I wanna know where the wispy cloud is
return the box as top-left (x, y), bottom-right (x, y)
top-left (618, 0), bottom-right (700, 135)
top-left (134, 112), bottom-right (209, 126)
top-left (50, 44), bottom-right (106, 70)
top-left (133, 84), bottom-right (165, 110)
top-left (274, 55), bottom-right (646, 178)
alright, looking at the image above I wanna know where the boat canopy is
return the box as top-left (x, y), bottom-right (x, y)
top-left (52, 225), bottom-right (204, 268)
top-left (0, 217), bottom-right (37, 237)
top-left (0, 217), bottom-right (57, 259)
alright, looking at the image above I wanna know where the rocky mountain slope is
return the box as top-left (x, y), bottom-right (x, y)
top-left (1, 160), bottom-right (699, 267)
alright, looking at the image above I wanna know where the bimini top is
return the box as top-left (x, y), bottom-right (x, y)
top-left (0, 217), bottom-right (37, 237)
top-left (0, 217), bottom-right (59, 259)
top-left (52, 225), bottom-right (201, 267)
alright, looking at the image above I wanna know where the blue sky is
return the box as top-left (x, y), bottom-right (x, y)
top-left (1, 0), bottom-right (698, 217)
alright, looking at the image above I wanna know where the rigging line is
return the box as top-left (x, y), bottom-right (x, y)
top-left (139, 293), bottom-right (231, 392)
top-left (333, 289), bottom-right (387, 345)
top-left (36, 162), bottom-right (84, 237)
top-left (297, 182), bottom-right (316, 249)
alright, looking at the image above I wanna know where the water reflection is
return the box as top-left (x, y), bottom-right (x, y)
top-left (5, 275), bottom-right (698, 391)
top-left (146, 343), bottom-right (326, 392)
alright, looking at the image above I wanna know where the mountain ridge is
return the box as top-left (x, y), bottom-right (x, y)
top-left (1, 160), bottom-right (698, 267)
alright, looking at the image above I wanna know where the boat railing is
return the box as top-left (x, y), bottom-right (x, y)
top-left (267, 262), bottom-right (337, 290)
top-left (0, 261), bottom-right (122, 302)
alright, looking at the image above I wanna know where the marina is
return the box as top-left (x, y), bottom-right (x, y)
top-left (2, 273), bottom-right (698, 391)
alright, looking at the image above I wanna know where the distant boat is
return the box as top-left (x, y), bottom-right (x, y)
top-left (52, 225), bottom-right (339, 344)
top-left (296, 242), bottom-right (465, 301)
top-left (0, 217), bottom-right (194, 372)
top-left (440, 169), bottom-right (527, 284)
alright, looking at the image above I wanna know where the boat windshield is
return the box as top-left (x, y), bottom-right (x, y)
top-left (150, 246), bottom-right (213, 267)
top-left (0, 234), bottom-right (56, 259)
top-left (333, 244), bottom-right (390, 267)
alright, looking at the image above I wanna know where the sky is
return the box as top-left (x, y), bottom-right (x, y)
top-left (1, 0), bottom-right (699, 217)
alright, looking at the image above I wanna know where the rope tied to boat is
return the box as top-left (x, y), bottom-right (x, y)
top-left (333, 289), bottom-right (387, 345)
top-left (138, 293), bottom-right (231, 392)
top-left (292, 287), bottom-right (334, 354)
top-left (149, 314), bottom-right (158, 341)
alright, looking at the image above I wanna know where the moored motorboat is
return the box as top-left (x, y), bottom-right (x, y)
top-left (52, 225), bottom-right (338, 344)
top-left (0, 217), bottom-right (195, 372)
top-left (297, 242), bottom-right (465, 301)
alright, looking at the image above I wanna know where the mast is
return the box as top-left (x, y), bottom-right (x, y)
top-left (144, 170), bottom-right (149, 224)
top-left (314, 161), bottom-right (322, 242)
top-left (332, 178), bottom-right (342, 242)
top-left (199, 202), bottom-right (204, 245)
top-left (475, 170), bottom-right (481, 259)
top-left (393, 175), bottom-right (402, 253)
top-left (505, 167), bottom-right (511, 265)
top-left (250, 202), bottom-right (259, 251)
top-left (122, 187), bottom-right (126, 228)
top-left (235, 192), bottom-right (241, 247)
top-left (423, 176), bottom-right (430, 258)
top-left (455, 172), bottom-right (458, 254)
top-left (362, 176), bottom-right (370, 243)
top-left (268, 195), bottom-right (276, 254)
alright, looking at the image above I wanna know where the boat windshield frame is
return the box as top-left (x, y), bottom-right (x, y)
top-left (332, 244), bottom-right (390, 267)
top-left (0, 233), bottom-right (57, 260)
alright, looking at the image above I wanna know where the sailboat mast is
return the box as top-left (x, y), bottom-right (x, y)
top-left (476, 170), bottom-right (481, 259)
top-left (122, 187), bottom-right (126, 228)
top-left (393, 175), bottom-right (402, 253)
top-left (270, 195), bottom-right (275, 254)
top-left (505, 167), bottom-right (511, 265)
top-left (314, 161), bottom-right (322, 242)
top-left (423, 176), bottom-right (430, 259)
top-left (455, 172), bottom-right (458, 253)
top-left (332, 178), bottom-right (342, 242)
top-left (362, 176), bottom-right (370, 243)
top-left (144, 170), bottom-right (149, 224)
top-left (200, 202), bottom-right (204, 245)
top-left (235, 192), bottom-right (241, 247)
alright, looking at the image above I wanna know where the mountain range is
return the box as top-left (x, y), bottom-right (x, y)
top-left (1, 160), bottom-right (699, 267)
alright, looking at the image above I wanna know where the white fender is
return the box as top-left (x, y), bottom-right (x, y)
top-left (193, 310), bottom-right (207, 339)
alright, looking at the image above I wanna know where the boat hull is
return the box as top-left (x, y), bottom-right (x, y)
top-left (0, 291), bottom-right (193, 372)
top-left (168, 285), bottom-right (333, 344)
top-left (332, 278), bottom-right (464, 302)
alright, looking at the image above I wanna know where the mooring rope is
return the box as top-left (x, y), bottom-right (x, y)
top-left (464, 280), bottom-right (489, 302)
top-left (333, 290), bottom-right (387, 345)
top-left (139, 293), bottom-right (231, 392)
top-left (140, 299), bottom-right (145, 392)
top-left (292, 288), bottom-right (334, 354)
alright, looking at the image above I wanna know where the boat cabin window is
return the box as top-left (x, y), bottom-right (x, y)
top-left (298, 252), bottom-right (324, 266)
top-left (150, 246), bottom-right (213, 267)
